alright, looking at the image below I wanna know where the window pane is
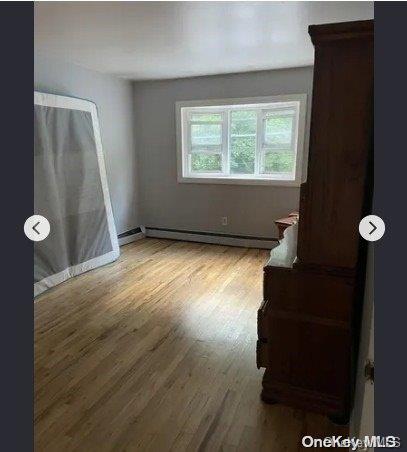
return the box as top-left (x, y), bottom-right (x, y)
top-left (191, 123), bottom-right (222, 147)
top-left (191, 153), bottom-right (222, 172)
top-left (190, 113), bottom-right (222, 122)
top-left (230, 110), bottom-right (256, 174)
top-left (230, 137), bottom-right (256, 174)
top-left (263, 151), bottom-right (294, 174)
top-left (230, 110), bottom-right (257, 135)
top-left (264, 112), bottom-right (294, 147)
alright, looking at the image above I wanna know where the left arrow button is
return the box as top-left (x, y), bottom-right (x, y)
top-left (24, 215), bottom-right (50, 242)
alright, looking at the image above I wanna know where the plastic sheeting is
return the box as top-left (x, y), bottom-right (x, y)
top-left (34, 92), bottom-right (119, 297)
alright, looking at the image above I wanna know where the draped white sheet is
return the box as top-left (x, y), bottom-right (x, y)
top-left (34, 92), bottom-right (119, 296)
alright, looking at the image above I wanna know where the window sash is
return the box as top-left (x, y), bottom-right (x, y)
top-left (261, 108), bottom-right (296, 150)
top-left (186, 110), bottom-right (228, 176)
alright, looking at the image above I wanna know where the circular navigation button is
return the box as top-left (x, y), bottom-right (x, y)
top-left (24, 215), bottom-right (50, 242)
top-left (359, 215), bottom-right (385, 242)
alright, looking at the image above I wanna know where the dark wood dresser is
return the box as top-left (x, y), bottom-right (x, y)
top-left (257, 20), bottom-right (373, 422)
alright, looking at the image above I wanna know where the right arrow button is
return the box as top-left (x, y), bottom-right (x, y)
top-left (359, 215), bottom-right (385, 242)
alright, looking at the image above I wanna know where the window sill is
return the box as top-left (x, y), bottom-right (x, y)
top-left (177, 176), bottom-right (301, 187)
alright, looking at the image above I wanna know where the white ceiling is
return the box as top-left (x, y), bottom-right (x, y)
top-left (35, 1), bottom-right (374, 81)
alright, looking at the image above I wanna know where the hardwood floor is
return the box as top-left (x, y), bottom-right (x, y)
top-left (35, 238), bottom-right (347, 451)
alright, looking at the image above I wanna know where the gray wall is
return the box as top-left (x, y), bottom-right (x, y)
top-left (34, 54), bottom-right (138, 235)
top-left (134, 67), bottom-right (313, 238)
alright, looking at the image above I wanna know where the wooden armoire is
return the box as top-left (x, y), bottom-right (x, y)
top-left (256, 20), bottom-right (373, 422)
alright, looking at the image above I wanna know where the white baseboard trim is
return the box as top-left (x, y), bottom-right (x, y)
top-left (145, 228), bottom-right (278, 249)
top-left (118, 232), bottom-right (145, 246)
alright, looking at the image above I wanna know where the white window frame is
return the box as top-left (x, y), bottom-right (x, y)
top-left (176, 94), bottom-right (307, 186)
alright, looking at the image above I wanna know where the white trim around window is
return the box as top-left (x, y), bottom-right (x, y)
top-left (176, 94), bottom-right (307, 186)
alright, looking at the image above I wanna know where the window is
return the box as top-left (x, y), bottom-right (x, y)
top-left (176, 95), bottom-right (307, 186)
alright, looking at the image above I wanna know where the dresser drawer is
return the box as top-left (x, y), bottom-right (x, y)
top-left (266, 316), bottom-right (350, 397)
top-left (263, 267), bottom-right (353, 322)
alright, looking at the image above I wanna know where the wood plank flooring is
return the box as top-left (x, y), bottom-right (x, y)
top-left (35, 238), bottom-right (347, 451)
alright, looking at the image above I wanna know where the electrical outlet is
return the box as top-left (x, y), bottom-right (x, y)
top-left (221, 216), bottom-right (228, 226)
